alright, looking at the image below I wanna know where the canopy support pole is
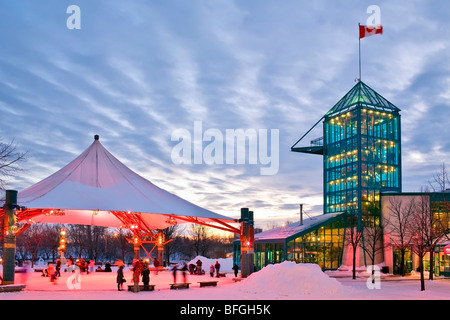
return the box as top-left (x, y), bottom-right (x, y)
top-left (240, 208), bottom-right (254, 278)
top-left (2, 190), bottom-right (18, 285)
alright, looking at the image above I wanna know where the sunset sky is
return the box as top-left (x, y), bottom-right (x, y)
top-left (1, 1), bottom-right (449, 229)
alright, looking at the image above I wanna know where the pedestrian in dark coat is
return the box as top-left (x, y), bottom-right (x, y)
top-left (214, 261), bottom-right (221, 278)
top-left (232, 263), bottom-right (239, 277)
top-left (142, 264), bottom-right (150, 288)
top-left (117, 265), bottom-right (125, 291)
top-left (56, 259), bottom-right (61, 277)
top-left (196, 259), bottom-right (203, 275)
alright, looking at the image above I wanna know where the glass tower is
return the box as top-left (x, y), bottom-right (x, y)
top-left (292, 81), bottom-right (401, 217)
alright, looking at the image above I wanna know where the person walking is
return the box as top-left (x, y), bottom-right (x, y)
top-left (215, 261), bottom-right (221, 278)
top-left (232, 263), bottom-right (239, 278)
top-left (117, 265), bottom-right (125, 291)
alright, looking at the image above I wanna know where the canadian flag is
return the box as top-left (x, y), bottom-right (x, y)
top-left (359, 25), bottom-right (383, 39)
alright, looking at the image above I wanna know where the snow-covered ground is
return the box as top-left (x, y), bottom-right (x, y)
top-left (1, 260), bottom-right (449, 300)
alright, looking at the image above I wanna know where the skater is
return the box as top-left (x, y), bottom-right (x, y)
top-left (68, 256), bottom-right (74, 267)
top-left (180, 262), bottom-right (188, 283)
top-left (89, 260), bottom-right (95, 273)
top-left (56, 259), bottom-right (61, 277)
top-left (47, 263), bottom-right (57, 284)
top-left (153, 258), bottom-right (160, 275)
top-left (215, 261), bottom-right (221, 278)
top-left (117, 265), bottom-right (125, 291)
top-left (142, 263), bottom-right (150, 289)
top-left (209, 264), bottom-right (215, 277)
top-left (171, 263), bottom-right (178, 284)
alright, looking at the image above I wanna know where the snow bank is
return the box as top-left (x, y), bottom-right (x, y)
top-left (187, 256), bottom-right (233, 272)
top-left (237, 261), bottom-right (343, 296)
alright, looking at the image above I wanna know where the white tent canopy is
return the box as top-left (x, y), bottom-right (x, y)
top-left (15, 135), bottom-right (237, 232)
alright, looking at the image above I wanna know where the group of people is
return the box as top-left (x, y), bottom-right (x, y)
top-left (41, 259), bottom-right (63, 283)
top-left (209, 261), bottom-right (221, 278)
top-left (170, 261), bottom-right (189, 284)
top-left (116, 258), bottom-right (161, 291)
top-left (188, 259), bottom-right (204, 275)
top-left (116, 258), bottom-right (238, 291)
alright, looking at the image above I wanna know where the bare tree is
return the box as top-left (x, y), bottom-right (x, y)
top-left (39, 224), bottom-right (62, 262)
top-left (16, 224), bottom-right (46, 267)
top-left (427, 164), bottom-right (450, 280)
top-left (408, 195), bottom-right (432, 291)
top-left (160, 225), bottom-right (180, 265)
top-left (344, 210), bottom-right (363, 280)
top-left (429, 163), bottom-right (450, 192)
top-left (0, 138), bottom-right (28, 190)
top-left (361, 206), bottom-right (384, 283)
top-left (382, 196), bottom-right (416, 276)
top-left (0, 138), bottom-right (27, 246)
top-left (189, 224), bottom-right (211, 257)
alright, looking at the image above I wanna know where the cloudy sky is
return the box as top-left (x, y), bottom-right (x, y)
top-left (1, 1), bottom-right (449, 229)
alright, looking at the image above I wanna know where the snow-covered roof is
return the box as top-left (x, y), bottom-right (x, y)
top-left (12, 135), bottom-right (235, 230)
top-left (255, 212), bottom-right (344, 242)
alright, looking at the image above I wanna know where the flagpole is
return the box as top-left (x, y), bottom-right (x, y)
top-left (358, 23), bottom-right (361, 82)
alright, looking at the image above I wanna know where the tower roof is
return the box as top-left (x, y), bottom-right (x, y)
top-left (291, 81), bottom-right (400, 153)
top-left (325, 81), bottom-right (401, 118)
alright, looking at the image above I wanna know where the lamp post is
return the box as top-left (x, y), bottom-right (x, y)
top-left (157, 231), bottom-right (165, 268)
top-left (59, 228), bottom-right (67, 265)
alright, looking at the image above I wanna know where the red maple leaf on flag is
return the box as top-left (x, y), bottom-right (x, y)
top-left (359, 25), bottom-right (383, 39)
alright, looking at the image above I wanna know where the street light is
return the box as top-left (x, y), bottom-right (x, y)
top-left (59, 228), bottom-right (67, 264)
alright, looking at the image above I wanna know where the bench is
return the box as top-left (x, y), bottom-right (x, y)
top-left (0, 284), bottom-right (26, 292)
top-left (198, 281), bottom-right (218, 288)
top-left (170, 283), bottom-right (190, 290)
top-left (232, 277), bottom-right (244, 282)
top-left (127, 285), bottom-right (155, 292)
top-left (218, 272), bottom-right (226, 277)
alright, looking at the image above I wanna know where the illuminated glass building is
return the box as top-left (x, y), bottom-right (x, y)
top-left (234, 81), bottom-right (449, 276)
top-left (234, 81), bottom-right (403, 271)
top-left (292, 81), bottom-right (402, 219)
